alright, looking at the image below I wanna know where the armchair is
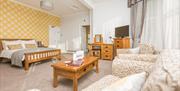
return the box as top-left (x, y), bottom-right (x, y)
top-left (113, 44), bottom-right (158, 78)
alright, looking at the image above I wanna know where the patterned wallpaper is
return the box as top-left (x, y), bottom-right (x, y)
top-left (0, 0), bottom-right (60, 45)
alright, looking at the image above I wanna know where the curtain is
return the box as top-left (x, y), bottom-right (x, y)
top-left (128, 0), bottom-right (144, 8)
top-left (129, 0), bottom-right (147, 47)
top-left (141, 0), bottom-right (180, 49)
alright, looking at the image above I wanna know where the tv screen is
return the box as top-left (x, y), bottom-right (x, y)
top-left (115, 25), bottom-right (129, 38)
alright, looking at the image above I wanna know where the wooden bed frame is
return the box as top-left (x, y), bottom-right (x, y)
top-left (0, 39), bottom-right (61, 71)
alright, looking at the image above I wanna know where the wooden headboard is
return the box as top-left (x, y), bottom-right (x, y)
top-left (0, 39), bottom-right (33, 52)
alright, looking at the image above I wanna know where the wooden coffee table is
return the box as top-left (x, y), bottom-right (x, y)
top-left (51, 56), bottom-right (99, 91)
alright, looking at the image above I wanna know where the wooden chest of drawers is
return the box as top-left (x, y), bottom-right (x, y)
top-left (114, 38), bottom-right (130, 49)
top-left (101, 44), bottom-right (114, 60)
top-left (114, 38), bottom-right (130, 56)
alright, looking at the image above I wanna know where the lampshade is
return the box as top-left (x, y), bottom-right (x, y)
top-left (40, 0), bottom-right (53, 10)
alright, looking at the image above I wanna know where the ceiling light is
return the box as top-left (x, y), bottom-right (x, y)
top-left (40, 0), bottom-right (54, 10)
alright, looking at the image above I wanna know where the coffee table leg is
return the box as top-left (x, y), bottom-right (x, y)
top-left (96, 61), bottom-right (99, 73)
top-left (53, 69), bottom-right (58, 88)
top-left (73, 78), bottom-right (78, 91)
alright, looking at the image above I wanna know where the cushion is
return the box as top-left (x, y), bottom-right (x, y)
top-left (22, 40), bottom-right (37, 48)
top-left (139, 44), bottom-right (155, 54)
top-left (117, 54), bottom-right (158, 63)
top-left (25, 44), bottom-right (37, 48)
top-left (117, 49), bottom-right (130, 54)
top-left (2, 40), bottom-right (22, 50)
top-left (129, 47), bottom-right (140, 54)
top-left (141, 49), bottom-right (180, 91)
top-left (7, 44), bottom-right (23, 50)
top-left (112, 58), bottom-right (154, 78)
top-left (102, 72), bottom-right (148, 91)
top-left (82, 75), bottom-right (120, 91)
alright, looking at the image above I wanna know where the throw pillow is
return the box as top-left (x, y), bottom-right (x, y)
top-left (25, 44), bottom-right (37, 48)
top-left (139, 44), bottom-right (155, 54)
top-left (22, 40), bottom-right (37, 48)
top-left (7, 44), bottom-right (23, 50)
top-left (129, 47), bottom-right (140, 54)
top-left (2, 40), bottom-right (22, 50)
top-left (102, 72), bottom-right (148, 91)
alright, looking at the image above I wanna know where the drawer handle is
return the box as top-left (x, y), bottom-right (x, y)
top-left (92, 63), bottom-right (95, 66)
top-left (105, 55), bottom-right (108, 57)
top-left (105, 50), bottom-right (108, 52)
top-left (84, 68), bottom-right (87, 71)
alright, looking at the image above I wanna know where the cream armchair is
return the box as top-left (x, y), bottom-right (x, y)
top-left (113, 44), bottom-right (158, 78)
top-left (112, 56), bottom-right (156, 78)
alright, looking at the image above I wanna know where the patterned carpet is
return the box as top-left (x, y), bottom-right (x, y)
top-left (0, 53), bottom-right (112, 91)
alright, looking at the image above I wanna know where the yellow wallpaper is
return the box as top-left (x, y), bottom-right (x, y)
top-left (0, 0), bottom-right (60, 45)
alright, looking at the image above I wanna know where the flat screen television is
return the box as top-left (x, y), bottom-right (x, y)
top-left (115, 25), bottom-right (129, 38)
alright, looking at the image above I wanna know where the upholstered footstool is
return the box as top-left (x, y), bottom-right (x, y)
top-left (82, 75), bottom-right (120, 91)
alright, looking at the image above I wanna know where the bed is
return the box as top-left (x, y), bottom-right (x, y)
top-left (0, 39), bottom-right (61, 71)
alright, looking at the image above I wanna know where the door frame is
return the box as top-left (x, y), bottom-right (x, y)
top-left (81, 25), bottom-right (90, 52)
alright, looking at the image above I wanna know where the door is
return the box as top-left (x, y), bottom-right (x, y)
top-left (49, 26), bottom-right (61, 48)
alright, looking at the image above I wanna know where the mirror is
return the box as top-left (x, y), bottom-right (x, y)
top-left (94, 34), bottom-right (103, 43)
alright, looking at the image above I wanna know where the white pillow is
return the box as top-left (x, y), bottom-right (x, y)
top-left (102, 72), bottom-right (147, 91)
top-left (129, 47), bottom-right (140, 54)
top-left (2, 40), bottom-right (23, 50)
top-left (22, 40), bottom-right (37, 48)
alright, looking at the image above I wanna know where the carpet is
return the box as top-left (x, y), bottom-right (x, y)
top-left (0, 53), bottom-right (112, 91)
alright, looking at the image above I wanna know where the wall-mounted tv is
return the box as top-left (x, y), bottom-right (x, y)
top-left (115, 25), bottom-right (129, 38)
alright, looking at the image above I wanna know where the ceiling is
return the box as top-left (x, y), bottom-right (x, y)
top-left (15, 0), bottom-right (89, 17)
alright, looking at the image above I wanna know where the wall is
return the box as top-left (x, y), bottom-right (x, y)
top-left (92, 0), bottom-right (130, 43)
top-left (60, 12), bottom-right (90, 51)
top-left (0, 0), bottom-right (60, 45)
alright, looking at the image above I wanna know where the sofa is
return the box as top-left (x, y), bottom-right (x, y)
top-left (82, 44), bottom-right (180, 91)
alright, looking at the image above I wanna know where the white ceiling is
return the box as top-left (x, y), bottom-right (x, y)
top-left (15, 0), bottom-right (89, 17)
